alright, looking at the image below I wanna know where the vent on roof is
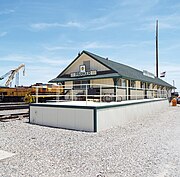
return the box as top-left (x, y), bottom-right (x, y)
top-left (83, 60), bottom-right (90, 71)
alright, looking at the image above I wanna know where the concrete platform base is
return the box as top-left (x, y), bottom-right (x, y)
top-left (30, 98), bottom-right (169, 132)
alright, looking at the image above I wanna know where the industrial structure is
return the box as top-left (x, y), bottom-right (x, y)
top-left (0, 64), bottom-right (25, 87)
top-left (0, 64), bottom-right (63, 102)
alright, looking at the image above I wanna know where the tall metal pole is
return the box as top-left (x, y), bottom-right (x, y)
top-left (173, 80), bottom-right (175, 92)
top-left (156, 20), bottom-right (159, 78)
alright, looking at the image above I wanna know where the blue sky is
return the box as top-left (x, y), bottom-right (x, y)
top-left (0, 0), bottom-right (180, 92)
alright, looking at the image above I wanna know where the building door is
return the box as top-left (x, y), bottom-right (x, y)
top-left (73, 80), bottom-right (90, 89)
top-left (128, 80), bottom-right (131, 100)
top-left (144, 83), bottom-right (147, 99)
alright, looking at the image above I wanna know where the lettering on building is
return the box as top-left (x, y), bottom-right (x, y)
top-left (143, 70), bottom-right (155, 78)
top-left (71, 70), bottom-right (97, 77)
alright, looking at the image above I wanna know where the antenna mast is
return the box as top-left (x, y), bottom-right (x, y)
top-left (156, 20), bottom-right (159, 78)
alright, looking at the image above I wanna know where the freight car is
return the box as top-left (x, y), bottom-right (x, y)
top-left (0, 83), bottom-right (63, 102)
top-left (0, 86), bottom-right (31, 102)
top-left (24, 83), bottom-right (64, 103)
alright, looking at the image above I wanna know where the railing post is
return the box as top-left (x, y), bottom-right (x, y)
top-left (71, 87), bottom-right (73, 101)
top-left (56, 88), bottom-right (59, 102)
top-left (36, 87), bottom-right (38, 103)
top-left (86, 84), bottom-right (87, 105)
top-left (126, 84), bottom-right (128, 100)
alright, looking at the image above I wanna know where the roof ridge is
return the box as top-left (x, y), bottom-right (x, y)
top-left (83, 50), bottom-right (143, 74)
top-left (49, 50), bottom-right (174, 88)
top-left (83, 50), bottom-right (107, 60)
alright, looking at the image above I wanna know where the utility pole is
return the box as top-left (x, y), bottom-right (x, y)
top-left (156, 20), bottom-right (159, 78)
top-left (173, 80), bottom-right (175, 93)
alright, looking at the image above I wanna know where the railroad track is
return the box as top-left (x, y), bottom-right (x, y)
top-left (0, 102), bottom-right (29, 111)
top-left (0, 102), bottom-right (27, 105)
top-left (0, 102), bottom-right (29, 121)
top-left (0, 112), bottom-right (29, 122)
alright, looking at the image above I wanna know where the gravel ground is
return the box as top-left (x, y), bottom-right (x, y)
top-left (0, 105), bottom-right (180, 177)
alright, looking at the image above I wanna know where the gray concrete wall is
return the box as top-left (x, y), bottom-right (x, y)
top-left (30, 99), bottom-right (169, 132)
top-left (97, 99), bottom-right (169, 131)
top-left (30, 106), bottom-right (94, 132)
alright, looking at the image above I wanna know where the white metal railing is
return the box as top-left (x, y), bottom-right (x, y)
top-left (32, 84), bottom-right (168, 103)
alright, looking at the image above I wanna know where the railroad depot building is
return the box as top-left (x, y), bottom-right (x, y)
top-left (30, 51), bottom-right (175, 132)
top-left (49, 50), bottom-right (174, 101)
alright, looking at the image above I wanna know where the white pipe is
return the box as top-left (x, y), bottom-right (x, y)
top-left (100, 85), bottom-right (102, 103)
top-left (85, 84), bottom-right (87, 105)
top-left (36, 87), bottom-right (38, 103)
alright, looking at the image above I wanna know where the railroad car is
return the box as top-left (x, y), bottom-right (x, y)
top-left (0, 83), bottom-right (63, 102)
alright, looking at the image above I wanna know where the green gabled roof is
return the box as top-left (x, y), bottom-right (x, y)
top-left (83, 50), bottom-right (142, 80)
top-left (49, 50), bottom-right (174, 88)
top-left (83, 51), bottom-right (174, 88)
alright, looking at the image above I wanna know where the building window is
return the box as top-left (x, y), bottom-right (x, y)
top-left (158, 86), bottom-right (161, 90)
top-left (117, 79), bottom-right (126, 87)
top-left (121, 79), bottom-right (126, 87)
top-left (73, 80), bottom-right (80, 89)
top-left (83, 61), bottom-right (90, 71)
top-left (117, 79), bottom-right (122, 86)
top-left (152, 84), bottom-right (156, 89)
top-left (130, 80), bottom-right (136, 88)
top-left (141, 82), bottom-right (145, 88)
top-left (73, 80), bottom-right (90, 89)
top-left (147, 83), bottom-right (151, 89)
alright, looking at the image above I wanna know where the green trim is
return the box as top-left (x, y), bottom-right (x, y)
top-left (30, 98), bottom-right (167, 110)
top-left (93, 108), bottom-right (97, 132)
top-left (49, 73), bottom-right (120, 83)
top-left (95, 98), bottom-right (167, 109)
top-left (30, 103), bottom-right (96, 109)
